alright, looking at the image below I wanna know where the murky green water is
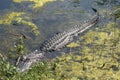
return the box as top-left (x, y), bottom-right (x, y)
top-left (0, 0), bottom-right (119, 56)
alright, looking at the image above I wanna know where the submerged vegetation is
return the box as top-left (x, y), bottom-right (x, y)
top-left (0, 0), bottom-right (120, 80)
top-left (0, 21), bottom-right (120, 80)
top-left (0, 12), bottom-right (39, 36)
top-left (13, 0), bottom-right (57, 8)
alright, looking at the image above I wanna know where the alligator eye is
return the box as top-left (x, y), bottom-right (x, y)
top-left (24, 58), bottom-right (30, 62)
top-left (20, 56), bottom-right (27, 61)
top-left (20, 56), bottom-right (26, 61)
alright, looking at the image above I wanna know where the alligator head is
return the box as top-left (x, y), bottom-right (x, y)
top-left (18, 50), bottom-right (44, 72)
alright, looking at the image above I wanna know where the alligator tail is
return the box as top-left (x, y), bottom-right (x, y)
top-left (91, 7), bottom-right (97, 12)
top-left (78, 8), bottom-right (99, 34)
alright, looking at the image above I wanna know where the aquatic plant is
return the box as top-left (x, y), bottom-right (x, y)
top-left (0, 56), bottom-right (18, 80)
top-left (0, 12), bottom-right (24, 25)
top-left (0, 0), bottom-right (120, 80)
top-left (13, 0), bottom-right (56, 8)
top-left (1, 21), bottom-right (120, 80)
top-left (0, 12), bottom-right (39, 36)
top-left (67, 42), bottom-right (80, 54)
top-left (112, 7), bottom-right (120, 20)
top-left (15, 35), bottom-right (25, 66)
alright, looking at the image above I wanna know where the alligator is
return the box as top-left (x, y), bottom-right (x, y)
top-left (39, 8), bottom-right (99, 52)
top-left (18, 8), bottom-right (99, 72)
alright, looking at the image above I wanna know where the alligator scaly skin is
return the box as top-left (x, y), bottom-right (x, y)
top-left (18, 8), bottom-right (99, 72)
top-left (18, 50), bottom-right (44, 72)
top-left (40, 8), bottom-right (99, 52)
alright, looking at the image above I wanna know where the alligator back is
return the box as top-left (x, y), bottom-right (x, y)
top-left (40, 8), bottom-right (99, 52)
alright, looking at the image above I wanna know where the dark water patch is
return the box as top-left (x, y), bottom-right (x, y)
top-left (0, 0), bottom-right (13, 10)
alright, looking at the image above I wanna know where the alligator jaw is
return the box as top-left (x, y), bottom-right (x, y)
top-left (18, 51), bottom-right (44, 72)
top-left (18, 59), bottom-right (34, 72)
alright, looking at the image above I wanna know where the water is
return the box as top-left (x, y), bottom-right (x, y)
top-left (0, 0), bottom-right (119, 58)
